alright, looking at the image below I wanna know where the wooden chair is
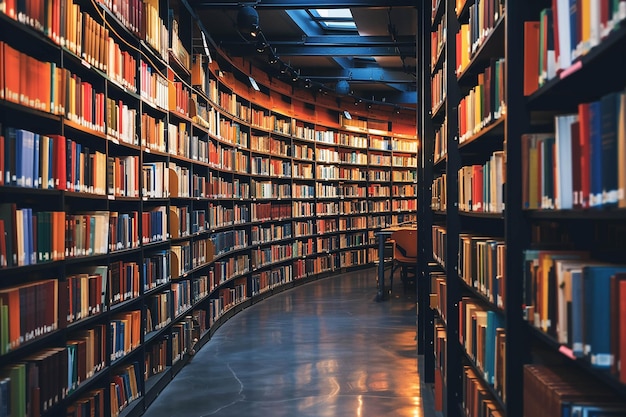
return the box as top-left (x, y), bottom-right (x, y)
top-left (388, 229), bottom-right (418, 293)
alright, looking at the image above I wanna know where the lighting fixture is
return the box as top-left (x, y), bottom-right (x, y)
top-left (268, 49), bottom-right (279, 64)
top-left (343, 110), bottom-right (352, 120)
top-left (237, 6), bottom-right (260, 40)
top-left (335, 80), bottom-right (350, 95)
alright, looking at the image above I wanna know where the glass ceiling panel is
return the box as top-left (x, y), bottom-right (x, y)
top-left (309, 8), bottom-right (357, 30)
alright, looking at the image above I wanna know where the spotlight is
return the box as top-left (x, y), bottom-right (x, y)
top-left (280, 63), bottom-right (288, 74)
top-left (268, 49), bottom-right (279, 64)
top-left (304, 79), bottom-right (312, 88)
top-left (291, 69), bottom-right (299, 82)
top-left (237, 6), bottom-right (260, 40)
top-left (335, 80), bottom-right (350, 95)
top-left (256, 37), bottom-right (267, 53)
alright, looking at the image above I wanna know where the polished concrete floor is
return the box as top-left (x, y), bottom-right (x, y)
top-left (142, 268), bottom-right (430, 417)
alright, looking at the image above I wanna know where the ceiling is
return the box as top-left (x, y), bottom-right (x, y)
top-left (188, 0), bottom-right (418, 108)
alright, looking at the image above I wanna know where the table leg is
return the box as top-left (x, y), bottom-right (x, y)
top-left (376, 234), bottom-right (385, 301)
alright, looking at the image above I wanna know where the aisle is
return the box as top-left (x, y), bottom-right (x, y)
top-left (143, 268), bottom-right (425, 417)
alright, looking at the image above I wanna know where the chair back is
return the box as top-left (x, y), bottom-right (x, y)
top-left (390, 229), bottom-right (418, 259)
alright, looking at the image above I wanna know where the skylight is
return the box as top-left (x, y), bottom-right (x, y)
top-left (308, 9), bottom-right (357, 30)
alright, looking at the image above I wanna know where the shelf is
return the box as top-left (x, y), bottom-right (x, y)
top-left (527, 324), bottom-right (626, 399)
top-left (0, 99), bottom-right (63, 122)
top-left (64, 119), bottom-right (107, 139)
top-left (0, 12), bottom-right (59, 49)
top-left (431, 98), bottom-right (446, 122)
top-left (168, 49), bottom-right (191, 78)
top-left (431, 45), bottom-right (445, 75)
top-left (459, 278), bottom-right (504, 314)
top-left (525, 208), bottom-right (626, 220)
top-left (527, 23), bottom-right (626, 111)
top-left (458, 115), bottom-right (505, 151)
top-left (459, 211), bottom-right (504, 219)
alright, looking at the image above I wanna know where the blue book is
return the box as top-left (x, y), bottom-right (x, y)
top-left (0, 377), bottom-right (9, 417)
top-left (23, 130), bottom-right (34, 188)
top-left (33, 133), bottom-right (40, 189)
top-left (589, 101), bottom-right (604, 207)
top-left (485, 310), bottom-right (504, 385)
top-left (600, 92), bottom-right (619, 206)
top-left (582, 265), bottom-right (626, 367)
top-left (47, 136), bottom-right (54, 189)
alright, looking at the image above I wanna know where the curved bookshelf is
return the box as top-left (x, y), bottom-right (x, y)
top-left (0, 1), bottom-right (417, 416)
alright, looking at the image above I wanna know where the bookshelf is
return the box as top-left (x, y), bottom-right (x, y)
top-left (419, 1), bottom-right (626, 417)
top-left (0, 0), bottom-right (417, 415)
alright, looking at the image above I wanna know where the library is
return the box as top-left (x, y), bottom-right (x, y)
top-left (1, 0), bottom-right (626, 417)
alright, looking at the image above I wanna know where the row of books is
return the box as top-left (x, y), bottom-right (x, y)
top-left (139, 60), bottom-right (168, 110)
top-left (251, 223), bottom-right (292, 245)
top-left (250, 157), bottom-right (289, 177)
top-left (171, 238), bottom-right (212, 278)
top-left (339, 233), bottom-right (367, 249)
top-left (146, 291), bottom-right (171, 333)
top-left (108, 260), bottom-right (140, 307)
top-left (523, 364), bottom-right (626, 417)
top-left (107, 98), bottom-right (137, 146)
top-left (250, 134), bottom-right (290, 157)
top-left (109, 310), bottom-right (141, 362)
top-left (251, 243), bottom-right (294, 269)
top-left (523, 3), bottom-right (626, 95)
top-left (523, 251), bottom-right (626, 380)
top-left (460, 299), bottom-right (506, 393)
top-left (432, 67), bottom-right (445, 114)
top-left (431, 18), bottom-right (445, 67)
top-left (251, 202), bottom-right (292, 222)
top-left (458, 150), bottom-right (506, 213)
top-left (521, 89), bottom-right (626, 210)
top-left (293, 183), bottom-right (314, 198)
top-left (339, 216), bottom-right (367, 231)
top-left (431, 173), bottom-right (454, 213)
top-left (210, 255), bottom-right (249, 288)
top-left (206, 203), bottom-right (249, 229)
top-left (110, 362), bottom-right (141, 417)
top-left (432, 225), bottom-right (448, 268)
top-left (458, 58), bottom-right (505, 143)
top-left (251, 265), bottom-right (293, 295)
top-left (456, 0), bottom-right (505, 75)
top-left (462, 365), bottom-right (504, 417)
top-left (339, 249), bottom-right (367, 267)
top-left (458, 234), bottom-right (506, 309)
top-left (208, 279), bottom-right (248, 326)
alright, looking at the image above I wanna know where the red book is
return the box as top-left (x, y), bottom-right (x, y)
top-left (523, 21), bottom-right (540, 96)
top-left (578, 102), bottom-right (591, 208)
top-left (49, 135), bottom-right (66, 190)
top-left (0, 42), bottom-right (4, 102)
top-left (472, 164), bottom-right (484, 212)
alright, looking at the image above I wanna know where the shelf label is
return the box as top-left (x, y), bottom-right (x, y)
top-left (559, 345), bottom-right (576, 360)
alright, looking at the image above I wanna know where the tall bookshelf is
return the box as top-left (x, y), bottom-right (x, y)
top-left (0, 0), bottom-right (417, 415)
top-left (419, 0), bottom-right (626, 417)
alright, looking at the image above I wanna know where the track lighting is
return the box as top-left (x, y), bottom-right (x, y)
top-left (237, 6), bottom-right (260, 40)
top-left (256, 37), bottom-right (267, 54)
top-left (291, 69), bottom-right (299, 82)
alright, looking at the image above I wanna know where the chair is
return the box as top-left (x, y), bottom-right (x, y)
top-left (388, 229), bottom-right (418, 293)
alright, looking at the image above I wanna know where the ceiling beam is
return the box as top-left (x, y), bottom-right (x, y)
top-left (218, 43), bottom-right (415, 57)
top-left (191, 0), bottom-right (417, 9)
top-left (300, 68), bottom-right (415, 83)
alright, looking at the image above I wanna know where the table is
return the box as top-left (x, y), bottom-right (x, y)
top-left (375, 224), bottom-right (417, 301)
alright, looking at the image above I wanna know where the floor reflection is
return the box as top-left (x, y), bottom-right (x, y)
top-left (142, 268), bottom-right (424, 417)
